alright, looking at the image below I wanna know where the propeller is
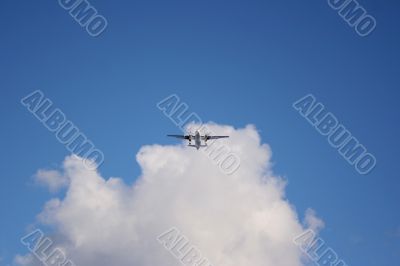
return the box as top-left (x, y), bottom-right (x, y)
top-left (204, 131), bottom-right (211, 142)
top-left (187, 128), bottom-right (193, 143)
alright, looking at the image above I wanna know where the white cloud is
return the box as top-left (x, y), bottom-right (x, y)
top-left (16, 123), bottom-right (322, 266)
top-left (34, 169), bottom-right (68, 193)
top-left (13, 254), bottom-right (34, 265)
top-left (304, 208), bottom-right (324, 232)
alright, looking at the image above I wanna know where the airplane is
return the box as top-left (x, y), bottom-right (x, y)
top-left (167, 130), bottom-right (229, 150)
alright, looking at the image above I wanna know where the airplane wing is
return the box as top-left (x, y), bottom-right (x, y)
top-left (167, 134), bottom-right (190, 139)
top-left (203, 135), bottom-right (229, 140)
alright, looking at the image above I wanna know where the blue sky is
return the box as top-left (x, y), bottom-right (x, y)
top-left (1, 0), bottom-right (399, 265)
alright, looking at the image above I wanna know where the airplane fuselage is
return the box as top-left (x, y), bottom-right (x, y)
top-left (194, 131), bottom-right (201, 150)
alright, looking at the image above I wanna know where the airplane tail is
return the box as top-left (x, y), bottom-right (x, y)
top-left (188, 144), bottom-right (207, 149)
